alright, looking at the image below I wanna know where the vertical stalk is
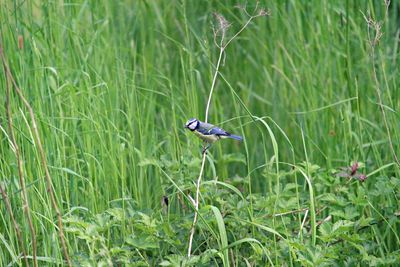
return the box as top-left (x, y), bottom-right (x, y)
top-left (0, 45), bottom-right (72, 266)
top-left (364, 4), bottom-right (400, 167)
top-left (0, 184), bottom-right (30, 267)
top-left (3, 46), bottom-right (37, 267)
top-left (187, 42), bottom-right (224, 258)
top-left (187, 8), bottom-right (269, 257)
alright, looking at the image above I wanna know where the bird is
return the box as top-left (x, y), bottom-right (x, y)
top-left (185, 118), bottom-right (243, 152)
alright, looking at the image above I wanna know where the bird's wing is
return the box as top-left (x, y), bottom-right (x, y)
top-left (198, 122), bottom-right (229, 136)
top-left (199, 122), bottom-right (214, 129)
top-left (207, 127), bottom-right (229, 136)
top-left (196, 126), bottom-right (212, 135)
top-left (197, 122), bottom-right (213, 134)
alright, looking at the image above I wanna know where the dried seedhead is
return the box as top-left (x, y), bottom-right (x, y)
top-left (18, 35), bottom-right (24, 50)
top-left (213, 3), bottom-right (270, 48)
top-left (362, 11), bottom-right (383, 47)
top-left (213, 13), bottom-right (230, 39)
top-left (235, 1), bottom-right (270, 18)
top-left (257, 8), bottom-right (271, 17)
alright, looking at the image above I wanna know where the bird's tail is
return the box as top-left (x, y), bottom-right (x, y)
top-left (228, 134), bottom-right (243, 141)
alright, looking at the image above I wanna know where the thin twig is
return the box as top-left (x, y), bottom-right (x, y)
top-left (3, 46), bottom-right (37, 267)
top-left (0, 183), bottom-right (30, 267)
top-left (298, 209), bottom-right (309, 238)
top-left (187, 8), bottom-right (268, 257)
top-left (204, 44), bottom-right (225, 123)
top-left (0, 44), bottom-right (72, 266)
top-left (187, 152), bottom-right (207, 257)
top-left (187, 15), bottom-right (227, 257)
top-left (272, 207), bottom-right (309, 217)
top-left (224, 14), bottom-right (261, 49)
top-left (363, 6), bottom-right (400, 167)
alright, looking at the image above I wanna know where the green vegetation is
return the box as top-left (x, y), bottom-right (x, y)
top-left (1, 0), bottom-right (399, 266)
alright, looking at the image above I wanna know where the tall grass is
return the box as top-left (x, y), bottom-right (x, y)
top-left (0, 0), bottom-right (399, 265)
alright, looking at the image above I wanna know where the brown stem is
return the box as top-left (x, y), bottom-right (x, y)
top-left (0, 184), bottom-right (30, 267)
top-left (3, 47), bottom-right (37, 267)
top-left (364, 9), bottom-right (400, 167)
top-left (0, 45), bottom-right (72, 266)
top-left (370, 47), bottom-right (400, 167)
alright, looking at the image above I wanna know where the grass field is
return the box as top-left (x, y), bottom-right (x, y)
top-left (1, 0), bottom-right (400, 266)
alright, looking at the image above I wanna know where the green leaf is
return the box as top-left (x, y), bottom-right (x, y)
top-left (159, 260), bottom-right (172, 266)
top-left (319, 222), bottom-right (332, 238)
top-left (106, 208), bottom-right (125, 221)
top-left (126, 234), bottom-right (159, 250)
top-left (210, 205), bottom-right (229, 267)
top-left (332, 220), bottom-right (354, 234)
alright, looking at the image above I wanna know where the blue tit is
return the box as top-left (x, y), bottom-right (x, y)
top-left (185, 118), bottom-right (243, 151)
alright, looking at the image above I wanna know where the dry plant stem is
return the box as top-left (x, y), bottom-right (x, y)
top-left (205, 14), bottom-right (261, 122)
top-left (187, 24), bottom-right (225, 258)
top-left (204, 47), bottom-right (225, 123)
top-left (187, 27), bottom-right (225, 259)
top-left (204, 16), bottom-right (227, 124)
top-left (223, 15), bottom-right (261, 49)
top-left (365, 10), bottom-right (400, 167)
top-left (3, 52), bottom-right (37, 267)
top-left (0, 46), bottom-right (72, 267)
top-left (0, 184), bottom-right (30, 267)
top-left (187, 11), bottom-right (267, 257)
top-left (272, 207), bottom-right (309, 217)
top-left (370, 50), bottom-right (399, 166)
top-left (187, 152), bottom-right (207, 257)
top-left (298, 209), bottom-right (309, 238)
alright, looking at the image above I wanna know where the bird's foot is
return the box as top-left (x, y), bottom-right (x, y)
top-left (202, 143), bottom-right (211, 154)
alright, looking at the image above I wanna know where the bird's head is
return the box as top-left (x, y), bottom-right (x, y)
top-left (185, 118), bottom-right (199, 131)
